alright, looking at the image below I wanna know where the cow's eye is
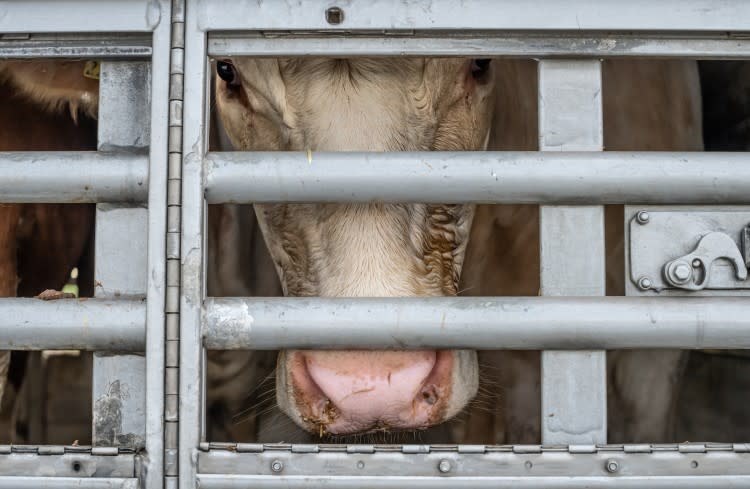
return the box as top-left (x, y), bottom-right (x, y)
top-left (217, 60), bottom-right (239, 86)
top-left (470, 59), bottom-right (491, 80)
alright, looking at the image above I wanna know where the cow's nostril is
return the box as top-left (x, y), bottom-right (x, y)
top-left (421, 385), bottom-right (439, 405)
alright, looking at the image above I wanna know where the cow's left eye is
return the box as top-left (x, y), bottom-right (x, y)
top-left (217, 60), bottom-right (239, 86)
top-left (470, 59), bottom-right (491, 80)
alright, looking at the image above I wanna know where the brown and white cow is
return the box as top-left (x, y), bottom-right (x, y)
top-left (213, 57), bottom-right (703, 439)
top-left (0, 60), bottom-right (98, 415)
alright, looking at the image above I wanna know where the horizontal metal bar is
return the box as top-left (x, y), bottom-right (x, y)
top-left (0, 478), bottom-right (137, 489)
top-left (0, 0), bottom-right (161, 34)
top-left (0, 452), bottom-right (134, 477)
top-left (0, 298), bottom-right (145, 351)
top-left (196, 476), bottom-right (750, 489)
top-left (204, 297), bottom-right (750, 350)
top-left (197, 0), bottom-right (750, 32)
top-left (205, 152), bottom-right (750, 205)
top-left (0, 34), bottom-right (152, 59)
top-left (209, 33), bottom-right (750, 59)
top-left (0, 152), bottom-right (148, 203)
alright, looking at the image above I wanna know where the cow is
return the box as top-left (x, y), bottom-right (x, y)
top-left (0, 60), bottom-right (98, 431)
top-left (0, 56), bottom-right (708, 445)
top-left (212, 57), bottom-right (703, 441)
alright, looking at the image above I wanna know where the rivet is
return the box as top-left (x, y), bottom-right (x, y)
top-left (637, 276), bottom-right (653, 290)
top-left (606, 459), bottom-right (619, 473)
top-left (691, 460), bottom-right (699, 469)
top-left (438, 459), bottom-right (452, 473)
top-left (357, 461), bottom-right (365, 469)
top-left (325, 6), bottom-right (344, 25)
top-left (636, 210), bottom-right (650, 225)
top-left (271, 460), bottom-right (284, 473)
top-left (525, 460), bottom-right (533, 470)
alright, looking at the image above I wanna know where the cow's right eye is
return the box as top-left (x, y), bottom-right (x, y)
top-left (217, 61), bottom-right (238, 86)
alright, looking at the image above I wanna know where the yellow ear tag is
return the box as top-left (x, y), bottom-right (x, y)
top-left (83, 61), bottom-right (100, 80)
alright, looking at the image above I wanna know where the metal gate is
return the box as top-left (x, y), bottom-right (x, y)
top-left (2, 0), bottom-right (750, 488)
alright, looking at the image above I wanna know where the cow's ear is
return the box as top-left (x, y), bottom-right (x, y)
top-left (0, 60), bottom-right (99, 120)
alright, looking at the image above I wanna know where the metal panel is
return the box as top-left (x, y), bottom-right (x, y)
top-left (0, 450), bottom-right (134, 477)
top-left (181, 1), bottom-right (209, 487)
top-left (197, 444), bottom-right (750, 488)
top-left (93, 61), bottom-right (150, 450)
top-left (196, 0), bottom-right (750, 32)
top-left (0, 478), bottom-right (138, 489)
top-left (0, 0), bottom-right (161, 33)
top-left (0, 152), bottom-right (147, 203)
top-left (0, 298), bottom-right (145, 350)
top-left (209, 33), bottom-right (750, 59)
top-left (539, 60), bottom-right (606, 445)
top-left (144, 1), bottom-right (172, 487)
top-left (203, 297), bottom-right (750, 350)
top-left (204, 151), bottom-right (750, 205)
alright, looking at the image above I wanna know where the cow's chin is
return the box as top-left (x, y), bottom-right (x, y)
top-left (276, 349), bottom-right (478, 436)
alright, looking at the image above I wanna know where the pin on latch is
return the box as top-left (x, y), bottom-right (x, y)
top-left (663, 231), bottom-right (748, 291)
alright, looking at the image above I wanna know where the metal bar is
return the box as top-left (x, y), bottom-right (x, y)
top-left (196, 0), bottom-right (750, 32)
top-left (0, 298), bottom-right (145, 351)
top-left (0, 34), bottom-right (151, 59)
top-left (203, 296), bottom-right (750, 350)
top-left (181, 1), bottom-right (208, 487)
top-left (195, 476), bottom-right (750, 489)
top-left (0, 0), bottom-right (161, 33)
top-left (209, 33), bottom-right (750, 59)
top-left (204, 151), bottom-right (750, 205)
top-left (92, 61), bottom-right (151, 451)
top-left (0, 152), bottom-right (147, 204)
top-left (0, 478), bottom-right (138, 489)
top-left (539, 60), bottom-right (606, 445)
top-left (144, 1), bottom-right (172, 487)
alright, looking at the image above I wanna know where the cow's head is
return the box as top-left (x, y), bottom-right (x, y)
top-left (215, 58), bottom-right (496, 436)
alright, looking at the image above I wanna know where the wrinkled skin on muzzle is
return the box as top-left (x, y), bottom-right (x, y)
top-left (215, 57), bottom-right (496, 435)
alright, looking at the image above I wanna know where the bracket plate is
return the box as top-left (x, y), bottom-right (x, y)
top-left (626, 206), bottom-right (750, 296)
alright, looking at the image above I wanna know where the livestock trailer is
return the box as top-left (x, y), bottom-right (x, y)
top-left (1, 1), bottom-right (749, 488)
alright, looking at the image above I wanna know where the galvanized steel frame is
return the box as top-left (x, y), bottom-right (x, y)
top-left (180, 1), bottom-right (750, 488)
top-left (0, 0), bottom-right (171, 487)
top-left (2, 0), bottom-right (750, 487)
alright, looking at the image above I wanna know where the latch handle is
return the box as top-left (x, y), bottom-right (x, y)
top-left (663, 232), bottom-right (748, 291)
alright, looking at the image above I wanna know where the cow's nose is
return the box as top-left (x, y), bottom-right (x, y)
top-left (288, 350), bottom-right (452, 435)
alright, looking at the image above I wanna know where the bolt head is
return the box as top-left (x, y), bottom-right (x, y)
top-left (636, 210), bottom-right (650, 225)
top-left (673, 263), bottom-right (691, 281)
top-left (637, 276), bottom-right (653, 290)
top-left (271, 460), bottom-right (284, 473)
top-left (325, 6), bottom-right (344, 24)
top-left (438, 459), bottom-right (452, 473)
top-left (606, 459), bottom-right (619, 473)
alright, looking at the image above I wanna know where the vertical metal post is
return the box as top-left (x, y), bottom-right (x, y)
top-left (539, 60), bottom-right (607, 445)
top-left (180, 0), bottom-right (206, 488)
top-left (145, 1), bottom-right (171, 487)
top-left (92, 62), bottom-right (150, 450)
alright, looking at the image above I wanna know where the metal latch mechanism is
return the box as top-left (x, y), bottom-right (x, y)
top-left (627, 208), bottom-right (750, 295)
top-left (663, 231), bottom-right (748, 291)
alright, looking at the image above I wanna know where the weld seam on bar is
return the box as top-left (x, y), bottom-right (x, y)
top-left (204, 151), bottom-right (750, 204)
top-left (0, 152), bottom-right (148, 203)
top-left (203, 297), bottom-right (750, 350)
top-left (0, 298), bottom-right (145, 351)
